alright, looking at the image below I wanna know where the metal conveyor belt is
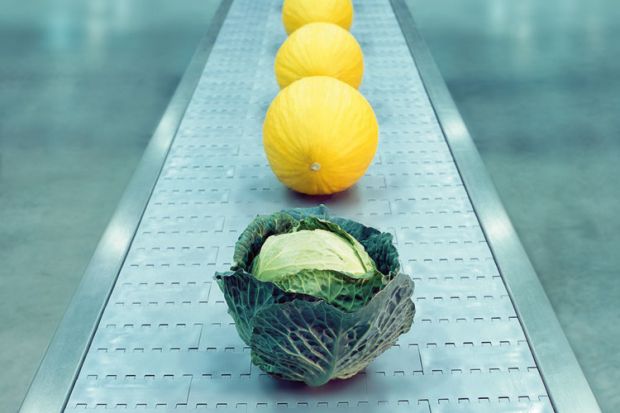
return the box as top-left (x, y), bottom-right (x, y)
top-left (20, 0), bottom-right (601, 412)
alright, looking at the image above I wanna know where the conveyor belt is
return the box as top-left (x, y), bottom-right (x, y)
top-left (19, 0), bottom-right (601, 412)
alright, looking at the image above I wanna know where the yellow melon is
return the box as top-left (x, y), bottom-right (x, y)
top-left (275, 22), bottom-right (364, 89)
top-left (263, 76), bottom-right (378, 195)
top-left (282, 0), bottom-right (354, 35)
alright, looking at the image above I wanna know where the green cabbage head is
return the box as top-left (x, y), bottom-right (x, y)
top-left (252, 228), bottom-right (375, 281)
top-left (215, 206), bottom-right (415, 386)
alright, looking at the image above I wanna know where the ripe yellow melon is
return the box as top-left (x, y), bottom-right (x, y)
top-left (282, 0), bottom-right (354, 35)
top-left (263, 76), bottom-right (378, 195)
top-left (275, 22), bottom-right (364, 89)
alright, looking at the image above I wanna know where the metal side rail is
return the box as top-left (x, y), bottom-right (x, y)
top-left (19, 0), bottom-right (600, 412)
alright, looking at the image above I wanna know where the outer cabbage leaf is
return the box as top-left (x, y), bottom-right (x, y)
top-left (249, 273), bottom-right (415, 386)
top-left (215, 269), bottom-right (317, 344)
top-left (284, 205), bottom-right (330, 221)
top-left (330, 216), bottom-right (400, 278)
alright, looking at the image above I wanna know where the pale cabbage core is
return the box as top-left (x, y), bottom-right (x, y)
top-left (252, 229), bottom-right (373, 282)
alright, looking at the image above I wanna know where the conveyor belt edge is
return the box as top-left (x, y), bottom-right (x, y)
top-left (17, 2), bottom-right (234, 412)
top-left (390, 1), bottom-right (600, 412)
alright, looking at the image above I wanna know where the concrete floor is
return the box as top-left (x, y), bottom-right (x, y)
top-left (0, 0), bottom-right (220, 411)
top-left (0, 0), bottom-right (618, 412)
top-left (408, 0), bottom-right (620, 411)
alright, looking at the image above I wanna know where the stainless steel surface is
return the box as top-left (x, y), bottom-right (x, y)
top-left (391, 1), bottom-right (602, 412)
top-left (20, 0), bottom-right (599, 411)
top-left (17, 2), bottom-right (233, 412)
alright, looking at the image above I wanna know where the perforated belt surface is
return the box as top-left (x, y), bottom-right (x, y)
top-left (64, 0), bottom-right (554, 411)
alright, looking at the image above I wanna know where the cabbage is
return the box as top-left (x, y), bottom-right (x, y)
top-left (252, 229), bottom-right (375, 281)
top-left (215, 206), bottom-right (415, 386)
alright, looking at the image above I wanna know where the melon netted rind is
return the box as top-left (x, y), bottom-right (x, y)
top-left (282, 0), bottom-right (354, 35)
top-left (263, 76), bottom-right (378, 195)
top-left (275, 22), bottom-right (364, 89)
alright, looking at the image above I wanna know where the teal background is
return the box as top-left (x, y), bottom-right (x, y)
top-left (0, 0), bottom-right (617, 411)
top-left (408, 0), bottom-right (619, 411)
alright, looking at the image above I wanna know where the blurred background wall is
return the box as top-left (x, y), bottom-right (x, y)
top-left (0, 0), bottom-right (618, 411)
top-left (0, 0), bottom-right (221, 410)
top-left (407, 0), bottom-right (619, 411)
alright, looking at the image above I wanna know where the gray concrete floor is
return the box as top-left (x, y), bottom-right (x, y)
top-left (0, 0), bottom-right (220, 411)
top-left (0, 0), bottom-right (618, 412)
top-left (408, 0), bottom-right (620, 411)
